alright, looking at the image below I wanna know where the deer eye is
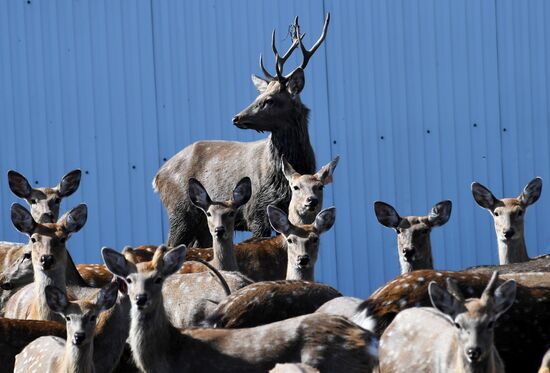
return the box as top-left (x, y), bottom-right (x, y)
top-left (66, 316), bottom-right (71, 321)
top-left (287, 238), bottom-right (293, 244)
top-left (126, 277), bottom-right (132, 284)
top-left (264, 98), bottom-right (274, 107)
top-left (206, 212), bottom-right (212, 217)
top-left (30, 199), bottom-right (37, 204)
top-left (454, 322), bottom-right (461, 329)
top-left (494, 211), bottom-right (499, 217)
top-left (31, 237), bottom-right (37, 243)
top-left (23, 252), bottom-right (31, 260)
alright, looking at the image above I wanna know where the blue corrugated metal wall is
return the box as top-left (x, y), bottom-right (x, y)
top-left (1, 0), bottom-right (549, 297)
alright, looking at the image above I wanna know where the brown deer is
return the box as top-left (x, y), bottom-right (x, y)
top-left (351, 269), bottom-right (550, 372)
top-left (204, 280), bottom-right (341, 328)
top-left (102, 244), bottom-right (379, 373)
top-left (471, 177), bottom-right (542, 264)
top-left (153, 14), bottom-right (330, 248)
top-left (14, 282), bottom-right (118, 373)
top-left (379, 272), bottom-right (515, 373)
top-left (374, 200), bottom-right (452, 273)
top-left (283, 156), bottom-right (339, 225)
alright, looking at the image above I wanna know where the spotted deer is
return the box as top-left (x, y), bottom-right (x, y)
top-left (153, 14), bottom-right (330, 248)
top-left (374, 200), bottom-right (452, 273)
top-left (204, 280), bottom-right (341, 328)
top-left (102, 245), bottom-right (379, 373)
top-left (351, 269), bottom-right (550, 372)
top-left (283, 156), bottom-right (339, 225)
top-left (379, 272), bottom-right (515, 373)
top-left (14, 282), bottom-right (118, 373)
top-left (471, 177), bottom-right (542, 264)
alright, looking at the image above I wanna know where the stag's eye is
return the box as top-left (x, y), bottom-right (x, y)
top-left (264, 98), bottom-right (274, 107)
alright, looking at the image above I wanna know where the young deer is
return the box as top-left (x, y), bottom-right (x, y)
top-left (14, 282), bottom-right (118, 373)
top-left (154, 15), bottom-right (330, 248)
top-left (283, 156), bottom-right (339, 225)
top-left (102, 245), bottom-right (378, 373)
top-left (471, 177), bottom-right (542, 264)
top-left (351, 269), bottom-right (550, 372)
top-left (204, 280), bottom-right (341, 328)
top-left (188, 177), bottom-right (252, 271)
top-left (374, 200), bottom-right (452, 273)
top-left (379, 272), bottom-right (516, 373)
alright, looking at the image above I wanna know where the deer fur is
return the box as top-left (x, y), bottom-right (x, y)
top-left (540, 349), bottom-right (550, 373)
top-left (102, 244), bottom-right (379, 373)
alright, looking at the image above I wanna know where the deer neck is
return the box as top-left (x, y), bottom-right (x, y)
top-left (285, 249), bottom-right (314, 281)
top-left (211, 235), bottom-right (238, 271)
top-left (33, 265), bottom-right (66, 321)
top-left (61, 339), bottom-right (95, 373)
top-left (497, 235), bottom-right (529, 264)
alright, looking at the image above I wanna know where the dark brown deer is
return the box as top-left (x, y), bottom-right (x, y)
top-left (351, 269), bottom-right (550, 372)
top-left (153, 14), bottom-right (329, 247)
top-left (102, 244), bottom-right (378, 373)
top-left (204, 280), bottom-right (341, 328)
top-left (374, 200), bottom-right (452, 273)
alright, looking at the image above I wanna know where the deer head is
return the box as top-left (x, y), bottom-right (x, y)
top-left (189, 177), bottom-right (252, 241)
top-left (232, 14), bottom-right (330, 133)
top-left (283, 156), bottom-right (339, 225)
top-left (374, 200), bottom-right (452, 273)
top-left (10, 203), bottom-right (87, 274)
top-left (267, 205), bottom-right (335, 280)
top-left (0, 245), bottom-right (33, 291)
top-left (8, 169), bottom-right (81, 223)
top-left (428, 272), bottom-right (516, 365)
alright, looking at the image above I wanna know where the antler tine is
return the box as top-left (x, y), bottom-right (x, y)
top-left (259, 54), bottom-right (275, 80)
top-left (272, 25), bottom-right (303, 80)
top-left (285, 13), bottom-right (330, 79)
top-left (481, 271), bottom-right (500, 302)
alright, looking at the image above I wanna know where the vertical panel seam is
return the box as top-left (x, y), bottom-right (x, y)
top-left (493, 0), bottom-right (505, 194)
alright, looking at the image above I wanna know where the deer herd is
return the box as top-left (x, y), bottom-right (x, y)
top-left (1, 13), bottom-right (549, 373)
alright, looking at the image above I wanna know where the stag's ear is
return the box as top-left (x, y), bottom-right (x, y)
top-left (316, 156), bottom-right (340, 185)
top-left (102, 248), bottom-right (133, 279)
top-left (267, 205), bottom-right (291, 235)
top-left (8, 170), bottom-right (33, 199)
top-left (63, 204), bottom-right (88, 233)
top-left (282, 157), bottom-right (300, 182)
top-left (493, 280), bottom-right (517, 319)
top-left (58, 169), bottom-right (81, 197)
top-left (471, 182), bottom-right (499, 210)
top-left (251, 74), bottom-right (269, 93)
top-left (11, 203), bottom-right (36, 235)
top-left (45, 286), bottom-right (69, 314)
top-left (188, 178), bottom-right (212, 212)
top-left (428, 200), bottom-right (452, 227)
top-left (161, 245), bottom-right (187, 277)
top-left (374, 201), bottom-right (401, 229)
top-left (96, 282), bottom-right (119, 312)
top-left (232, 177), bottom-right (252, 207)
top-left (429, 281), bottom-right (465, 320)
top-left (286, 68), bottom-right (305, 96)
top-left (518, 177), bottom-right (542, 207)
top-left (314, 207), bottom-right (336, 234)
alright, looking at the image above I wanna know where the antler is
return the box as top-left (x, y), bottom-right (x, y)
top-left (481, 271), bottom-right (500, 302)
top-left (258, 13), bottom-right (330, 84)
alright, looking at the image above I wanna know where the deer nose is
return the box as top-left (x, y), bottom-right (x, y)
top-left (40, 255), bottom-right (55, 270)
top-left (232, 115), bottom-right (240, 123)
top-left (466, 347), bottom-right (481, 362)
top-left (297, 255), bottom-right (310, 267)
top-left (402, 248), bottom-right (416, 261)
top-left (306, 197), bottom-right (319, 207)
top-left (503, 229), bottom-right (515, 239)
top-left (214, 226), bottom-right (226, 238)
top-left (135, 294), bottom-right (148, 307)
top-left (73, 332), bottom-right (86, 345)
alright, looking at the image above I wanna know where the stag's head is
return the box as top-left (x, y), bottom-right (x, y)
top-left (102, 245), bottom-right (187, 314)
top-left (189, 177), bottom-right (252, 241)
top-left (374, 200), bottom-right (452, 273)
top-left (10, 203), bottom-right (87, 273)
top-left (232, 14), bottom-right (330, 133)
top-left (471, 177), bottom-right (542, 243)
top-left (8, 170), bottom-right (81, 224)
top-left (429, 272), bottom-right (516, 365)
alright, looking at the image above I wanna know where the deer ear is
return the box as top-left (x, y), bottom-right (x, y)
top-left (282, 157), bottom-right (299, 182)
top-left (232, 177), bottom-right (252, 207)
top-left (58, 169), bottom-right (81, 197)
top-left (251, 74), bottom-right (268, 93)
top-left (188, 178), bottom-right (212, 212)
top-left (471, 182), bottom-right (498, 210)
top-left (315, 156), bottom-right (340, 185)
top-left (8, 170), bottom-right (33, 199)
top-left (102, 247), bottom-right (132, 279)
top-left (518, 177), bottom-right (542, 206)
top-left (374, 201), bottom-right (401, 229)
top-left (493, 280), bottom-right (516, 319)
top-left (161, 245), bottom-right (187, 277)
top-left (11, 203), bottom-right (36, 235)
top-left (428, 281), bottom-right (465, 320)
top-left (286, 68), bottom-right (305, 96)
top-left (45, 285), bottom-right (69, 314)
top-left (428, 200), bottom-right (452, 227)
top-left (63, 204), bottom-right (88, 233)
top-left (96, 281), bottom-right (119, 312)
top-left (314, 207), bottom-right (336, 234)
top-left (267, 205), bottom-right (291, 235)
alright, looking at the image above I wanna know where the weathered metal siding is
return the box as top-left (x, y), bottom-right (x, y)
top-left (1, 0), bottom-right (549, 297)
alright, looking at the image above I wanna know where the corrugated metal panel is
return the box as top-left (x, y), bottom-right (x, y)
top-left (1, 0), bottom-right (549, 297)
